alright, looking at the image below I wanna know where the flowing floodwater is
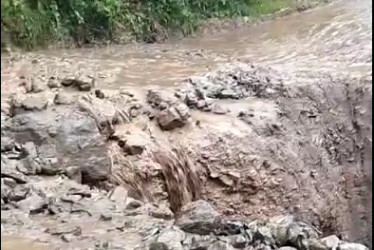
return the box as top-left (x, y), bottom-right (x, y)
top-left (1, 0), bottom-right (371, 95)
top-left (1, 0), bottom-right (371, 249)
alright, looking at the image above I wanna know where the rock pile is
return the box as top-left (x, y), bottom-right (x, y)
top-left (175, 63), bottom-right (288, 113)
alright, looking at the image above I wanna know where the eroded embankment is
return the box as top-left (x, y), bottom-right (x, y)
top-left (1, 61), bottom-right (371, 249)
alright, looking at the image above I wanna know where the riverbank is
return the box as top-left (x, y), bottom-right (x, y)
top-left (1, 0), bottom-right (330, 51)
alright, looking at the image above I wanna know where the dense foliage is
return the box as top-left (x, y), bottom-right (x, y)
top-left (1, 0), bottom-right (292, 49)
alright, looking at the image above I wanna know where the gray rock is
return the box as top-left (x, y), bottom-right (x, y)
top-left (61, 78), bottom-right (75, 87)
top-left (156, 228), bottom-right (185, 250)
top-left (95, 89), bottom-right (105, 99)
top-left (122, 133), bottom-right (149, 155)
top-left (54, 92), bottom-right (74, 105)
top-left (64, 166), bottom-right (82, 183)
top-left (1, 137), bottom-right (14, 152)
top-left (211, 104), bottom-right (228, 115)
top-left (149, 242), bottom-right (168, 250)
top-left (175, 103), bottom-right (190, 120)
top-left (183, 234), bottom-right (213, 250)
top-left (266, 215), bottom-right (294, 246)
top-left (149, 205), bottom-right (174, 220)
top-left (21, 96), bottom-right (48, 111)
top-left (40, 157), bottom-right (60, 175)
top-left (56, 111), bottom-right (111, 183)
top-left (120, 90), bottom-right (134, 97)
top-left (46, 224), bottom-right (82, 236)
top-left (109, 186), bottom-right (128, 204)
top-left (16, 157), bottom-right (39, 175)
top-left (279, 247), bottom-right (298, 250)
top-left (175, 200), bottom-right (221, 235)
top-left (22, 141), bottom-right (38, 158)
top-left (228, 234), bottom-right (247, 248)
top-left (130, 108), bottom-right (140, 118)
top-left (31, 79), bottom-right (46, 93)
top-left (185, 93), bottom-right (198, 106)
top-left (17, 194), bottom-right (47, 214)
top-left (286, 221), bottom-right (319, 250)
top-left (157, 106), bottom-right (189, 131)
top-left (308, 238), bottom-right (328, 250)
top-left (159, 101), bottom-right (168, 110)
top-left (339, 243), bottom-right (369, 250)
top-left (22, 78), bottom-right (33, 93)
top-left (12, 109), bottom-right (110, 183)
top-left (9, 185), bottom-right (29, 202)
top-left (100, 213), bottom-right (113, 221)
top-left (196, 100), bottom-right (206, 109)
top-left (218, 89), bottom-right (240, 99)
top-left (77, 96), bottom-right (124, 132)
top-left (1, 157), bottom-right (28, 184)
top-left (61, 76), bottom-right (95, 91)
top-left (207, 241), bottom-right (234, 250)
top-left (125, 198), bottom-right (143, 210)
top-left (147, 90), bottom-right (165, 108)
top-left (77, 82), bottom-right (92, 91)
top-left (2, 177), bottom-right (17, 188)
top-left (321, 235), bottom-right (340, 250)
top-left (1, 179), bottom-right (12, 201)
top-left (47, 77), bottom-right (60, 88)
top-left (256, 226), bottom-right (276, 246)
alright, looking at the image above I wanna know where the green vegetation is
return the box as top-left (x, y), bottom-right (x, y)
top-left (1, 0), bottom-right (294, 50)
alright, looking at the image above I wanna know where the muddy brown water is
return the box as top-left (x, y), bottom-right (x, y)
top-left (1, 0), bottom-right (371, 249)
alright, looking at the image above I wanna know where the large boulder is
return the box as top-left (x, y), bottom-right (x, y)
top-left (175, 200), bottom-right (222, 235)
top-left (11, 106), bottom-right (111, 183)
top-left (55, 110), bottom-right (111, 182)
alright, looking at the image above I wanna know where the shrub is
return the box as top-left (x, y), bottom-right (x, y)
top-left (1, 0), bottom-right (293, 49)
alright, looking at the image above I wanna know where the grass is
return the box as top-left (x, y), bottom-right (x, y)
top-left (1, 0), bottom-right (303, 50)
